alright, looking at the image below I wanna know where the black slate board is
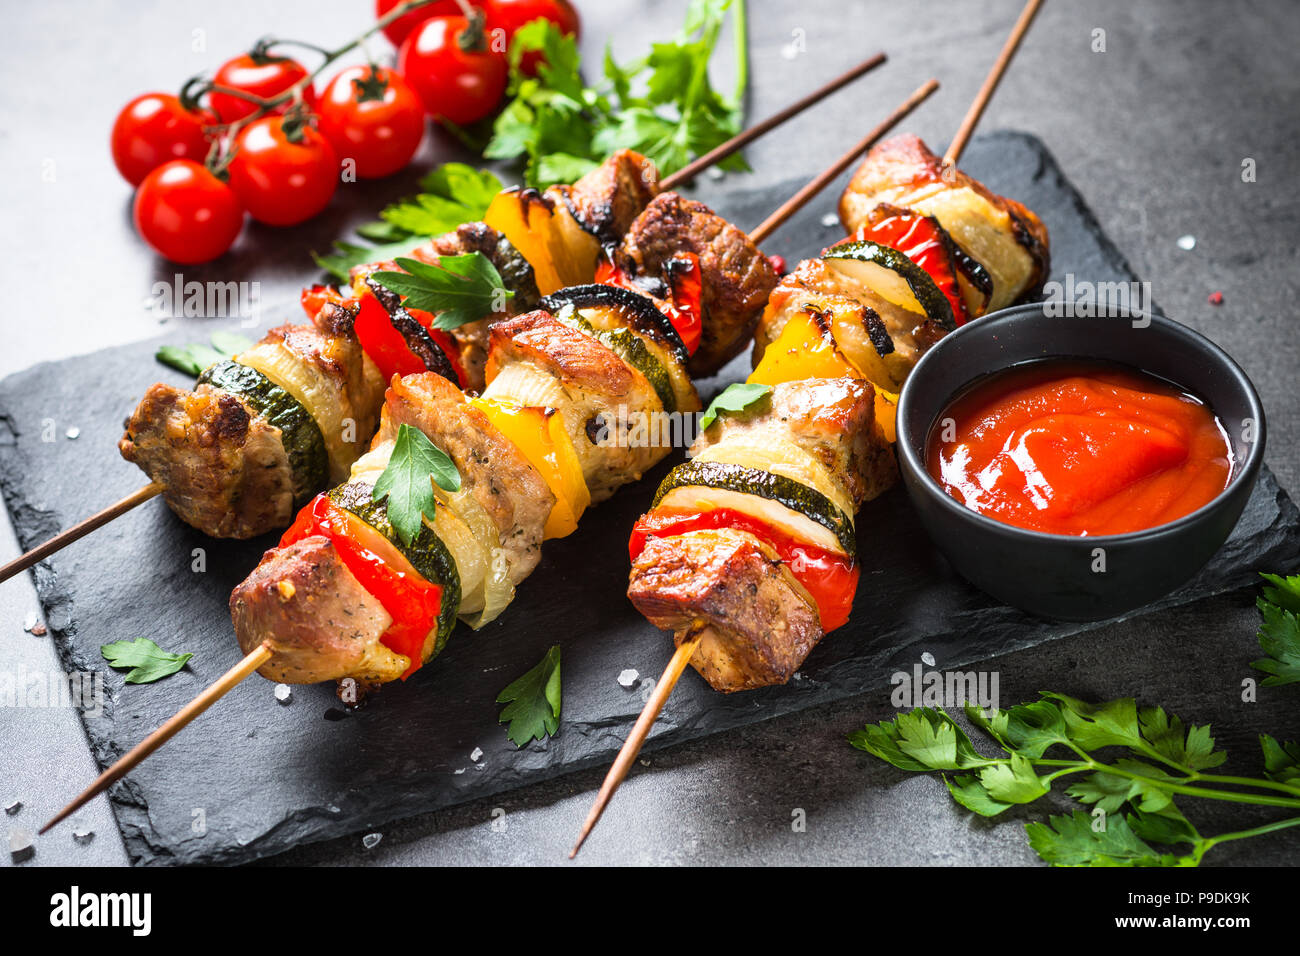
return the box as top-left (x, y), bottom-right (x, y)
top-left (2, 132), bottom-right (1297, 865)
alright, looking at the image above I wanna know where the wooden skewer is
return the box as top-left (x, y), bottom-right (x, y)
top-left (660, 51), bottom-right (887, 190)
top-left (0, 482), bottom-right (162, 585)
top-left (41, 642), bottom-right (272, 834)
top-left (0, 60), bottom-right (888, 589)
top-left (943, 0), bottom-right (1045, 166)
top-left (570, 627), bottom-right (705, 859)
top-left (749, 78), bottom-right (940, 245)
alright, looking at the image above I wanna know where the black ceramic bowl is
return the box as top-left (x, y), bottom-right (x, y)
top-left (894, 303), bottom-right (1266, 621)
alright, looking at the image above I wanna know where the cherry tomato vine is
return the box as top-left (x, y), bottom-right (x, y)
top-left (115, 0), bottom-right (579, 263)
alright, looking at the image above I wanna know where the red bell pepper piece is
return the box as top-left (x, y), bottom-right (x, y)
top-left (280, 495), bottom-right (442, 678)
top-left (628, 506), bottom-right (860, 633)
top-left (596, 254), bottom-right (704, 356)
top-left (842, 208), bottom-right (972, 325)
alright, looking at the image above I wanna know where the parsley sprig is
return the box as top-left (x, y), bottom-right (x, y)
top-left (372, 424), bottom-right (461, 546)
top-left (850, 695), bottom-right (1300, 866)
top-left (101, 637), bottom-right (193, 684)
top-left (156, 331), bottom-right (255, 377)
top-left (497, 645), bottom-right (562, 747)
top-left (698, 382), bottom-right (771, 430)
top-left (1252, 572), bottom-right (1300, 685)
top-left (372, 253), bottom-right (512, 331)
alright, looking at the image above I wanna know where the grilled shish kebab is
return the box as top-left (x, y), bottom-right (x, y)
top-left (0, 52), bottom-right (891, 585)
top-left (42, 82), bottom-right (940, 833)
top-left (572, 0), bottom-right (1047, 857)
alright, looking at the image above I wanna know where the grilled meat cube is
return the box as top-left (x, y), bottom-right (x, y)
top-left (484, 310), bottom-right (667, 503)
top-left (628, 528), bottom-right (823, 693)
top-left (838, 134), bottom-right (1049, 311)
top-left (561, 149), bottom-right (660, 245)
top-left (617, 192), bottom-right (779, 378)
top-left (119, 383), bottom-right (294, 539)
top-left (230, 535), bottom-right (407, 685)
top-left (374, 372), bottom-right (554, 585)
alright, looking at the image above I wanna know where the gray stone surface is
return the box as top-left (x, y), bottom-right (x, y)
top-left (0, 0), bottom-right (1296, 867)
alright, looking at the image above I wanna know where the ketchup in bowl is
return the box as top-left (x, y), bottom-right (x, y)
top-left (926, 359), bottom-right (1234, 536)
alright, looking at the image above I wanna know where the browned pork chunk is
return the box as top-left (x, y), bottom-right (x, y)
top-left (838, 134), bottom-right (1050, 311)
top-left (484, 310), bottom-right (665, 503)
top-left (628, 528), bottom-right (823, 693)
top-left (376, 372), bottom-right (554, 585)
top-left (119, 384), bottom-right (294, 539)
top-left (230, 536), bottom-right (405, 685)
top-left (561, 149), bottom-right (661, 245)
top-left (616, 192), bottom-right (778, 378)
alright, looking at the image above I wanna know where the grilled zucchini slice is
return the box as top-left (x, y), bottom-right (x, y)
top-left (198, 360), bottom-right (328, 503)
top-left (653, 459), bottom-right (856, 557)
top-left (823, 240), bottom-right (956, 332)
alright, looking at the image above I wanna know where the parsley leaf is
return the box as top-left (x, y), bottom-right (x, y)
top-left (847, 707), bottom-right (983, 772)
top-left (372, 424), bottom-right (461, 546)
top-left (1253, 572), bottom-right (1300, 686)
top-left (101, 637), bottom-right (193, 684)
top-left (1025, 810), bottom-right (1188, 867)
top-left (698, 382), bottom-right (771, 430)
top-left (1260, 734), bottom-right (1300, 784)
top-left (496, 644), bottom-right (562, 747)
top-left (371, 253), bottom-right (512, 331)
top-left (156, 331), bottom-right (255, 377)
top-left (313, 163), bottom-right (504, 282)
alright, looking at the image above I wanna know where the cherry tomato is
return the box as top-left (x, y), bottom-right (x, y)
top-left (209, 51), bottom-right (317, 124)
top-left (316, 65), bottom-right (425, 179)
top-left (111, 93), bottom-right (214, 186)
top-left (482, 0), bottom-right (580, 75)
top-left (398, 16), bottom-right (508, 126)
top-left (374, 0), bottom-right (462, 48)
top-left (228, 116), bottom-right (338, 226)
top-left (132, 160), bottom-right (244, 264)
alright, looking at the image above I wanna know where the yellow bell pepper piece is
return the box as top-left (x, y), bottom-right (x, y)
top-left (469, 397), bottom-right (591, 539)
top-left (874, 388), bottom-right (898, 444)
top-left (483, 188), bottom-right (598, 296)
top-left (748, 311), bottom-right (863, 387)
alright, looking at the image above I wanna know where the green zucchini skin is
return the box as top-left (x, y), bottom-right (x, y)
top-left (653, 459), bottom-right (858, 558)
top-left (542, 284), bottom-right (689, 367)
top-left (197, 360), bottom-right (328, 504)
top-left (328, 481), bottom-right (462, 659)
top-left (823, 239), bottom-right (957, 332)
top-left (551, 307), bottom-right (678, 414)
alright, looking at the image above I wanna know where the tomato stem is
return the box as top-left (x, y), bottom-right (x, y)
top-left (183, 0), bottom-right (444, 172)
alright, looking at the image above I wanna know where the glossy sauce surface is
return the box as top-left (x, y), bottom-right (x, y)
top-left (927, 360), bottom-right (1233, 536)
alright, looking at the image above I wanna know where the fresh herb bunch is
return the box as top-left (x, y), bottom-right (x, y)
top-left (850, 694), bottom-right (1300, 866)
top-left (484, 0), bottom-right (749, 188)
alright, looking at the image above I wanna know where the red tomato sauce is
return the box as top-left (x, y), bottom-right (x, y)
top-left (926, 360), bottom-right (1233, 536)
